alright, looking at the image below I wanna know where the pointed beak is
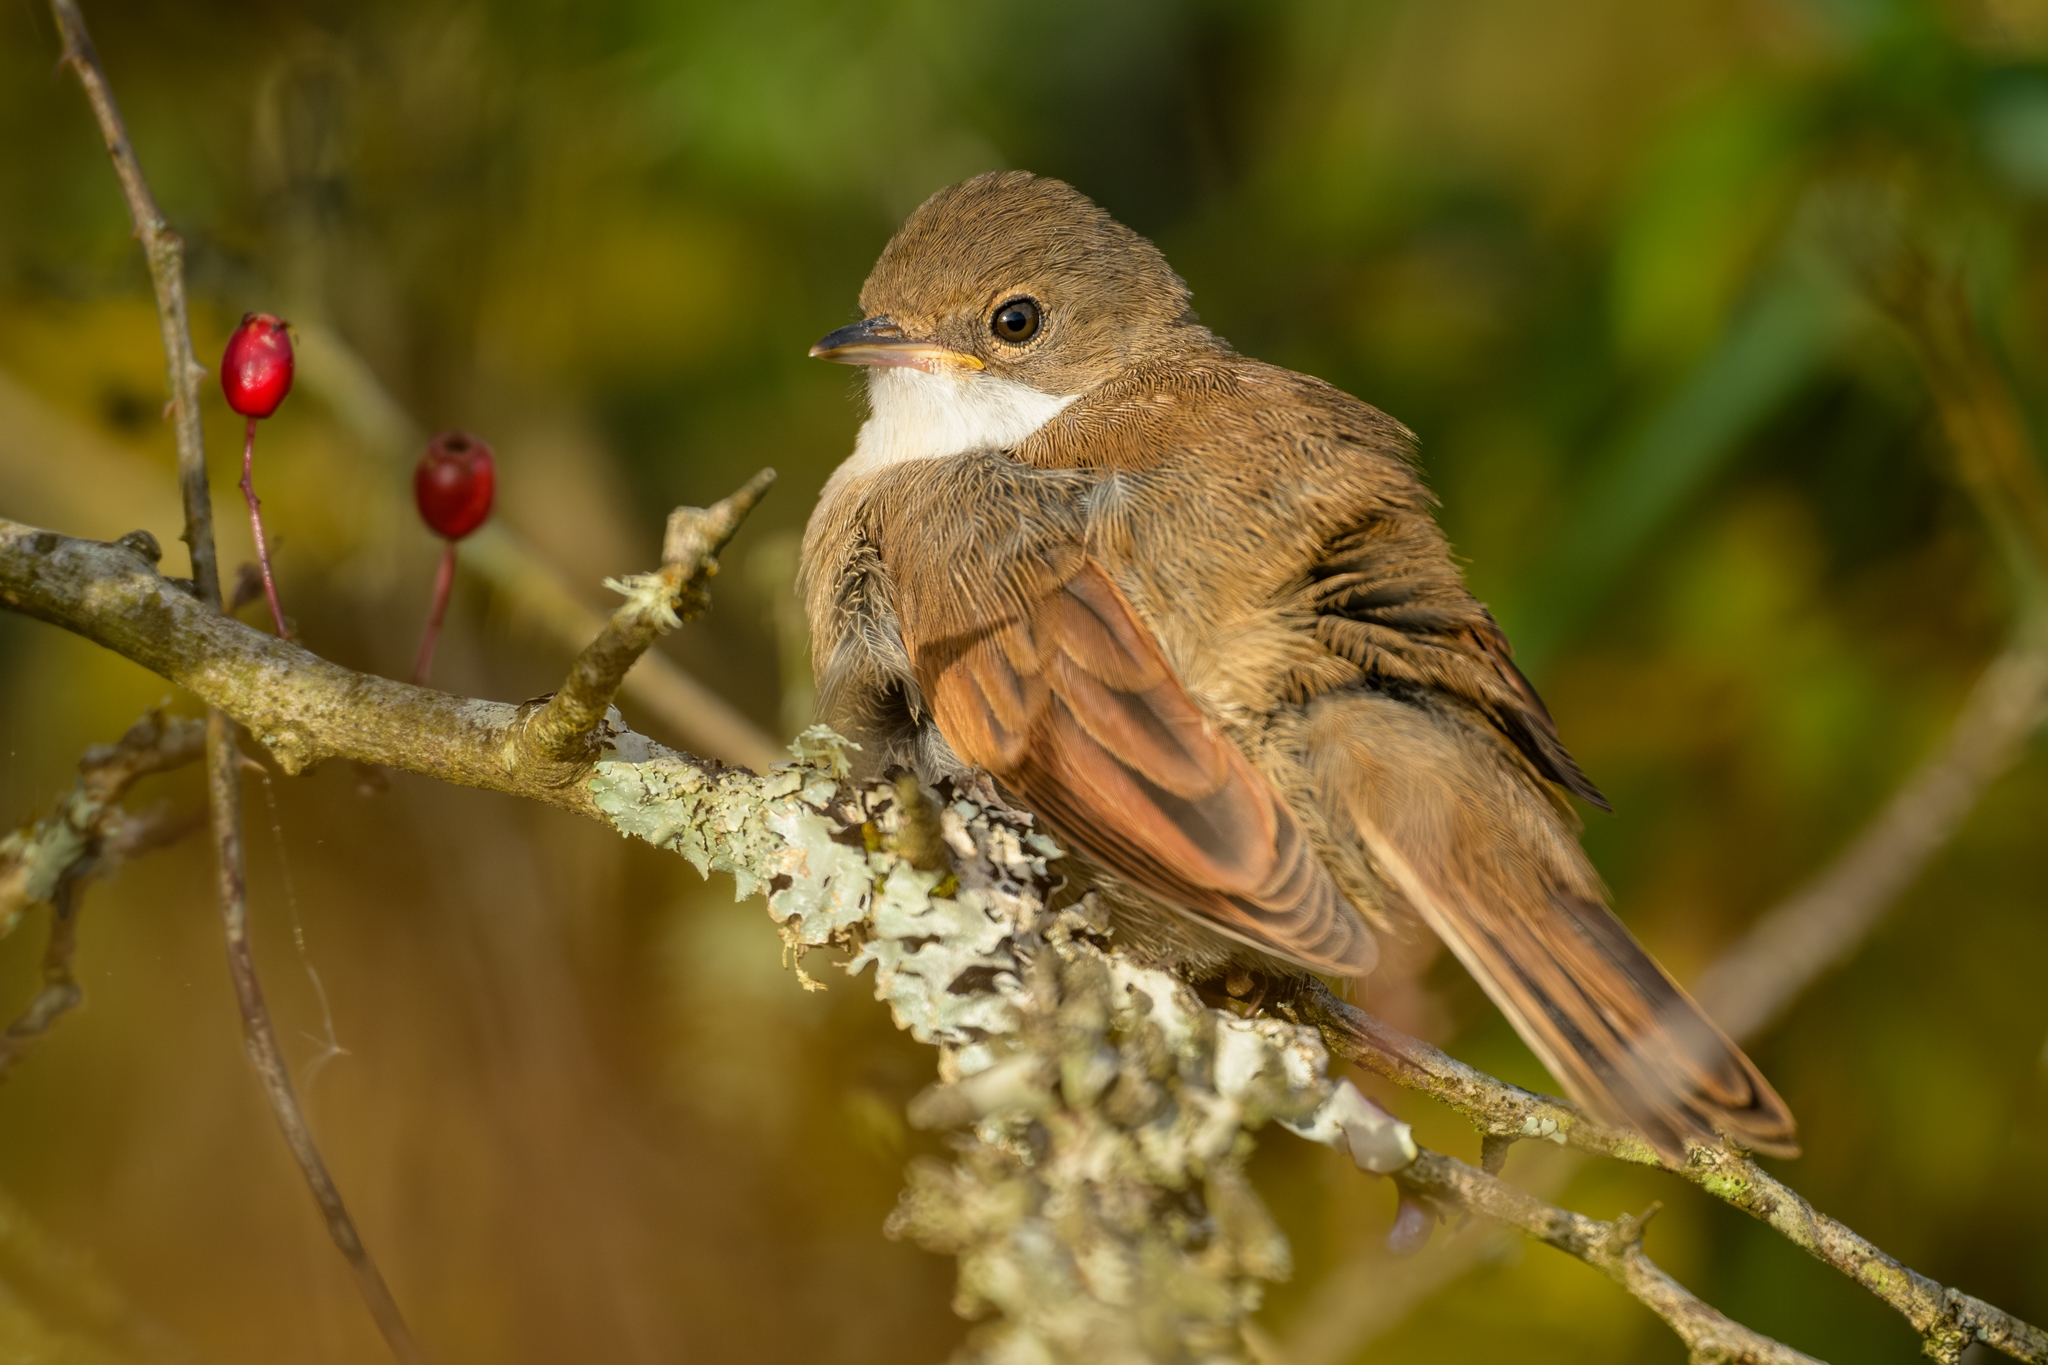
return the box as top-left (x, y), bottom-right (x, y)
top-left (808, 316), bottom-right (984, 372)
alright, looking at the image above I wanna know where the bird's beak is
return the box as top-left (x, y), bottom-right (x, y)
top-left (809, 316), bottom-right (984, 372)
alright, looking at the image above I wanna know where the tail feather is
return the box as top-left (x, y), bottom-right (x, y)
top-left (1310, 693), bottom-right (1798, 1162)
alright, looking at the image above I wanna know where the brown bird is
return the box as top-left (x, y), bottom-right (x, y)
top-left (801, 170), bottom-right (1797, 1162)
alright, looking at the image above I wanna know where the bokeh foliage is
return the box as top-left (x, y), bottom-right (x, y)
top-left (1, 0), bottom-right (2045, 1361)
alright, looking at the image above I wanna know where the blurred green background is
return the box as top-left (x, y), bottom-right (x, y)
top-left (2, 0), bottom-right (2046, 1361)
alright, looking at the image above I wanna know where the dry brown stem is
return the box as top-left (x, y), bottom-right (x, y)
top-left (47, 5), bottom-right (423, 1358)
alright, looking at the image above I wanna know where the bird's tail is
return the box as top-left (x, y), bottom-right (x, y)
top-left (1312, 695), bottom-right (1798, 1162)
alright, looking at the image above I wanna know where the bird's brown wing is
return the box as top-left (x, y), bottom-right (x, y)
top-left (1307, 514), bottom-right (1610, 809)
top-left (914, 559), bottom-right (1376, 977)
top-left (1312, 691), bottom-right (1798, 1161)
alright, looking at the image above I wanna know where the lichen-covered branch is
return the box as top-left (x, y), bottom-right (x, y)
top-left (0, 708), bottom-right (204, 1078)
top-left (597, 736), bottom-right (1415, 1361)
top-left (4, 510), bottom-right (2043, 1363)
top-left (0, 707), bottom-right (204, 934)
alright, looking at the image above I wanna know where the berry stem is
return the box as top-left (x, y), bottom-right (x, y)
top-left (238, 415), bottom-right (290, 638)
top-left (412, 539), bottom-right (459, 685)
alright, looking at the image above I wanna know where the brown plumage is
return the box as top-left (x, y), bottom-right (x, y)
top-left (801, 170), bottom-right (1797, 1162)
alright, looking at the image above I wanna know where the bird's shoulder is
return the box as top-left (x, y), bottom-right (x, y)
top-left (1013, 347), bottom-right (1417, 480)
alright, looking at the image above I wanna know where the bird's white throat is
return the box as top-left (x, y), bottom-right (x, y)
top-left (841, 365), bottom-right (1075, 477)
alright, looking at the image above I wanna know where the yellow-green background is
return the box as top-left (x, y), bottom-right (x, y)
top-left (2, 0), bottom-right (2045, 1361)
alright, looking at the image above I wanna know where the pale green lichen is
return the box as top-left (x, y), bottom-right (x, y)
top-left (590, 724), bottom-right (1416, 1364)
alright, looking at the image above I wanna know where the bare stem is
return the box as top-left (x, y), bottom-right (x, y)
top-left (49, 3), bottom-right (420, 1359)
top-left (238, 415), bottom-right (290, 638)
top-left (206, 719), bottom-right (423, 1364)
top-left (412, 540), bottom-right (458, 685)
top-left (48, 0), bottom-right (217, 609)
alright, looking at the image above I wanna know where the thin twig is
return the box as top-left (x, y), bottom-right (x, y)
top-left (47, 1), bottom-right (217, 610)
top-left (1396, 1149), bottom-right (1824, 1364)
top-left (47, 5), bottom-right (423, 1360)
top-left (205, 719), bottom-right (422, 1363)
top-left (1295, 984), bottom-right (2048, 1364)
top-left (521, 469), bottom-right (775, 768)
top-left (0, 707), bottom-right (207, 1081)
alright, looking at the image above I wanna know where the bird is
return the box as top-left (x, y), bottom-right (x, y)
top-left (799, 170), bottom-right (1797, 1163)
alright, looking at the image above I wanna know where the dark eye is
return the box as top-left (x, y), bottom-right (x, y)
top-left (991, 297), bottom-right (1041, 344)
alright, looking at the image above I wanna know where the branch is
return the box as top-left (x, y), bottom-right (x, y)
top-left (0, 707), bottom-right (205, 1078)
top-left (48, 0), bottom-right (218, 609)
top-left (11, 515), bottom-right (2042, 1363)
top-left (1298, 985), bottom-right (2048, 1364)
top-left (0, 508), bottom-right (764, 811)
top-left (1397, 1150), bottom-right (1822, 1365)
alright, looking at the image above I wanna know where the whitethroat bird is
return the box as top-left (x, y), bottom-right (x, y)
top-left (801, 171), bottom-right (1797, 1162)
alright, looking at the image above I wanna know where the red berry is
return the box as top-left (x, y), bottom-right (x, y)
top-left (221, 313), bottom-right (294, 419)
top-left (414, 431), bottom-right (496, 540)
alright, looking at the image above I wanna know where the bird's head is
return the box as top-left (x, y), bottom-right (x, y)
top-left (811, 172), bottom-right (1203, 408)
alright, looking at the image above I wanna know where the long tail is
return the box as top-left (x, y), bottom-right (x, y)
top-left (1309, 693), bottom-right (1797, 1162)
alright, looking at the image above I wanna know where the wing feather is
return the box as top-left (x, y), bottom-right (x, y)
top-left (918, 559), bottom-right (1376, 976)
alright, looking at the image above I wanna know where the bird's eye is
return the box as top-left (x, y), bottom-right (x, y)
top-left (991, 297), bottom-right (1041, 345)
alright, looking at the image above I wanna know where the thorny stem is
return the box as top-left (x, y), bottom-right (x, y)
top-left (49, 3), bottom-right (422, 1360)
top-left (238, 415), bottom-right (290, 638)
top-left (412, 540), bottom-right (458, 685)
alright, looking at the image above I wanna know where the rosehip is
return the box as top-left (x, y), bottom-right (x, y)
top-left (414, 431), bottom-right (496, 541)
top-left (222, 313), bottom-right (294, 418)
top-left (223, 313), bottom-right (295, 636)
top-left (411, 431), bottom-right (497, 685)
